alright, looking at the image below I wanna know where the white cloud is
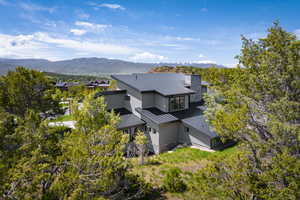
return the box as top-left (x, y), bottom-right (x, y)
top-left (19, 2), bottom-right (55, 13)
top-left (164, 36), bottom-right (199, 41)
top-left (294, 29), bottom-right (300, 38)
top-left (34, 32), bottom-right (135, 55)
top-left (78, 13), bottom-right (90, 20)
top-left (75, 21), bottom-right (111, 32)
top-left (129, 52), bottom-right (167, 62)
top-left (193, 60), bottom-right (217, 64)
top-left (99, 3), bottom-right (125, 10)
top-left (70, 29), bottom-right (87, 36)
top-left (0, 33), bottom-right (60, 60)
top-left (225, 63), bottom-right (238, 68)
top-left (198, 54), bottom-right (205, 58)
top-left (0, 32), bottom-right (137, 61)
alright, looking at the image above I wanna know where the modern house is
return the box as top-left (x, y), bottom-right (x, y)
top-left (99, 73), bottom-right (220, 154)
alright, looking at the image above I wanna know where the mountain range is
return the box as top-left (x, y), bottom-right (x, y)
top-left (0, 57), bottom-right (225, 75)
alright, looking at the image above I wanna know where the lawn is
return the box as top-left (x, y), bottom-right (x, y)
top-left (50, 114), bottom-right (73, 122)
top-left (130, 146), bottom-right (238, 199)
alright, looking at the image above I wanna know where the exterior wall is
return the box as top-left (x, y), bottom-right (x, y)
top-left (124, 94), bottom-right (142, 117)
top-left (103, 93), bottom-right (125, 110)
top-left (145, 123), bottom-right (160, 154)
top-left (116, 80), bottom-right (142, 116)
top-left (185, 95), bottom-right (189, 109)
top-left (116, 81), bottom-right (142, 99)
top-left (158, 122), bottom-right (180, 153)
top-left (178, 124), bottom-right (187, 143)
top-left (154, 93), bottom-right (169, 112)
top-left (179, 123), bottom-right (211, 148)
top-left (146, 130), bottom-right (159, 154)
top-left (142, 93), bottom-right (155, 108)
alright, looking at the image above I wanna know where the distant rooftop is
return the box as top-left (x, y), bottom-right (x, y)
top-left (112, 73), bottom-right (195, 96)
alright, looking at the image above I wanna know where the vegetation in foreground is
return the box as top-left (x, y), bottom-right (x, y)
top-left (131, 146), bottom-right (238, 198)
top-left (0, 23), bottom-right (299, 199)
top-left (0, 68), bottom-right (153, 199)
top-left (50, 114), bottom-right (73, 122)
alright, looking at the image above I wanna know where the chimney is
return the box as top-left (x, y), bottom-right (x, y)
top-left (189, 74), bottom-right (202, 102)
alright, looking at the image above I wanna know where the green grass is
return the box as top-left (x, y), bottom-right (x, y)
top-left (59, 102), bottom-right (69, 108)
top-left (154, 148), bottom-right (212, 164)
top-left (50, 115), bottom-right (73, 122)
top-left (136, 145), bottom-right (237, 166)
top-left (131, 145), bottom-right (238, 193)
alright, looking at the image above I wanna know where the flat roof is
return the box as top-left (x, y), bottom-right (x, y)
top-left (182, 115), bottom-right (218, 138)
top-left (117, 114), bottom-right (145, 129)
top-left (112, 73), bottom-right (195, 96)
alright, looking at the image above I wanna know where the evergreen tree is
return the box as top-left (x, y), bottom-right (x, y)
top-left (198, 22), bottom-right (300, 199)
top-left (2, 111), bottom-right (66, 199)
top-left (0, 67), bottom-right (62, 118)
top-left (135, 130), bottom-right (148, 165)
top-left (53, 93), bottom-right (150, 199)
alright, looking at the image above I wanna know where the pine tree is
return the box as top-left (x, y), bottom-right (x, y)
top-left (53, 93), bottom-right (132, 198)
top-left (199, 22), bottom-right (300, 199)
top-left (135, 130), bottom-right (148, 165)
top-left (0, 67), bottom-right (63, 118)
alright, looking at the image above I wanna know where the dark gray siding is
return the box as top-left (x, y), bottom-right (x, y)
top-left (103, 93), bottom-right (125, 110)
top-left (154, 93), bottom-right (168, 112)
top-left (142, 93), bottom-right (155, 108)
top-left (116, 80), bottom-right (142, 116)
top-left (179, 123), bottom-right (212, 148)
top-left (158, 122), bottom-right (180, 152)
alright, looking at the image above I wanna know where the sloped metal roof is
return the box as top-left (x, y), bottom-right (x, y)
top-left (117, 114), bottom-right (145, 129)
top-left (112, 73), bottom-right (195, 96)
top-left (182, 115), bottom-right (218, 138)
top-left (136, 107), bottom-right (178, 124)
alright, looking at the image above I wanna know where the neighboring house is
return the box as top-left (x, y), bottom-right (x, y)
top-left (86, 80), bottom-right (110, 90)
top-left (55, 82), bottom-right (68, 91)
top-left (98, 73), bottom-right (221, 154)
top-left (54, 82), bottom-right (80, 91)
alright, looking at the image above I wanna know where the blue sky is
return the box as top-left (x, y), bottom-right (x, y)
top-left (0, 0), bottom-right (299, 66)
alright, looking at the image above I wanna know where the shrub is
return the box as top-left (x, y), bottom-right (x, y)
top-left (162, 167), bottom-right (186, 193)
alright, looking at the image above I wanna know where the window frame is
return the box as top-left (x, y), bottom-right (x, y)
top-left (169, 95), bottom-right (186, 112)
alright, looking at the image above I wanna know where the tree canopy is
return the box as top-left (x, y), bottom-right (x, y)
top-left (0, 67), bottom-right (62, 118)
top-left (198, 22), bottom-right (300, 199)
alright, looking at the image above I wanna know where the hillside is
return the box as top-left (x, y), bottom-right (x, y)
top-left (0, 57), bottom-right (225, 75)
top-left (43, 72), bottom-right (109, 82)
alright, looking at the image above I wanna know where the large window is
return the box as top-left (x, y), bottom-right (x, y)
top-left (169, 95), bottom-right (185, 111)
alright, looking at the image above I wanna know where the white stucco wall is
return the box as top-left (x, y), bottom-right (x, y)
top-left (145, 125), bottom-right (160, 154)
top-left (124, 94), bottom-right (142, 117)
